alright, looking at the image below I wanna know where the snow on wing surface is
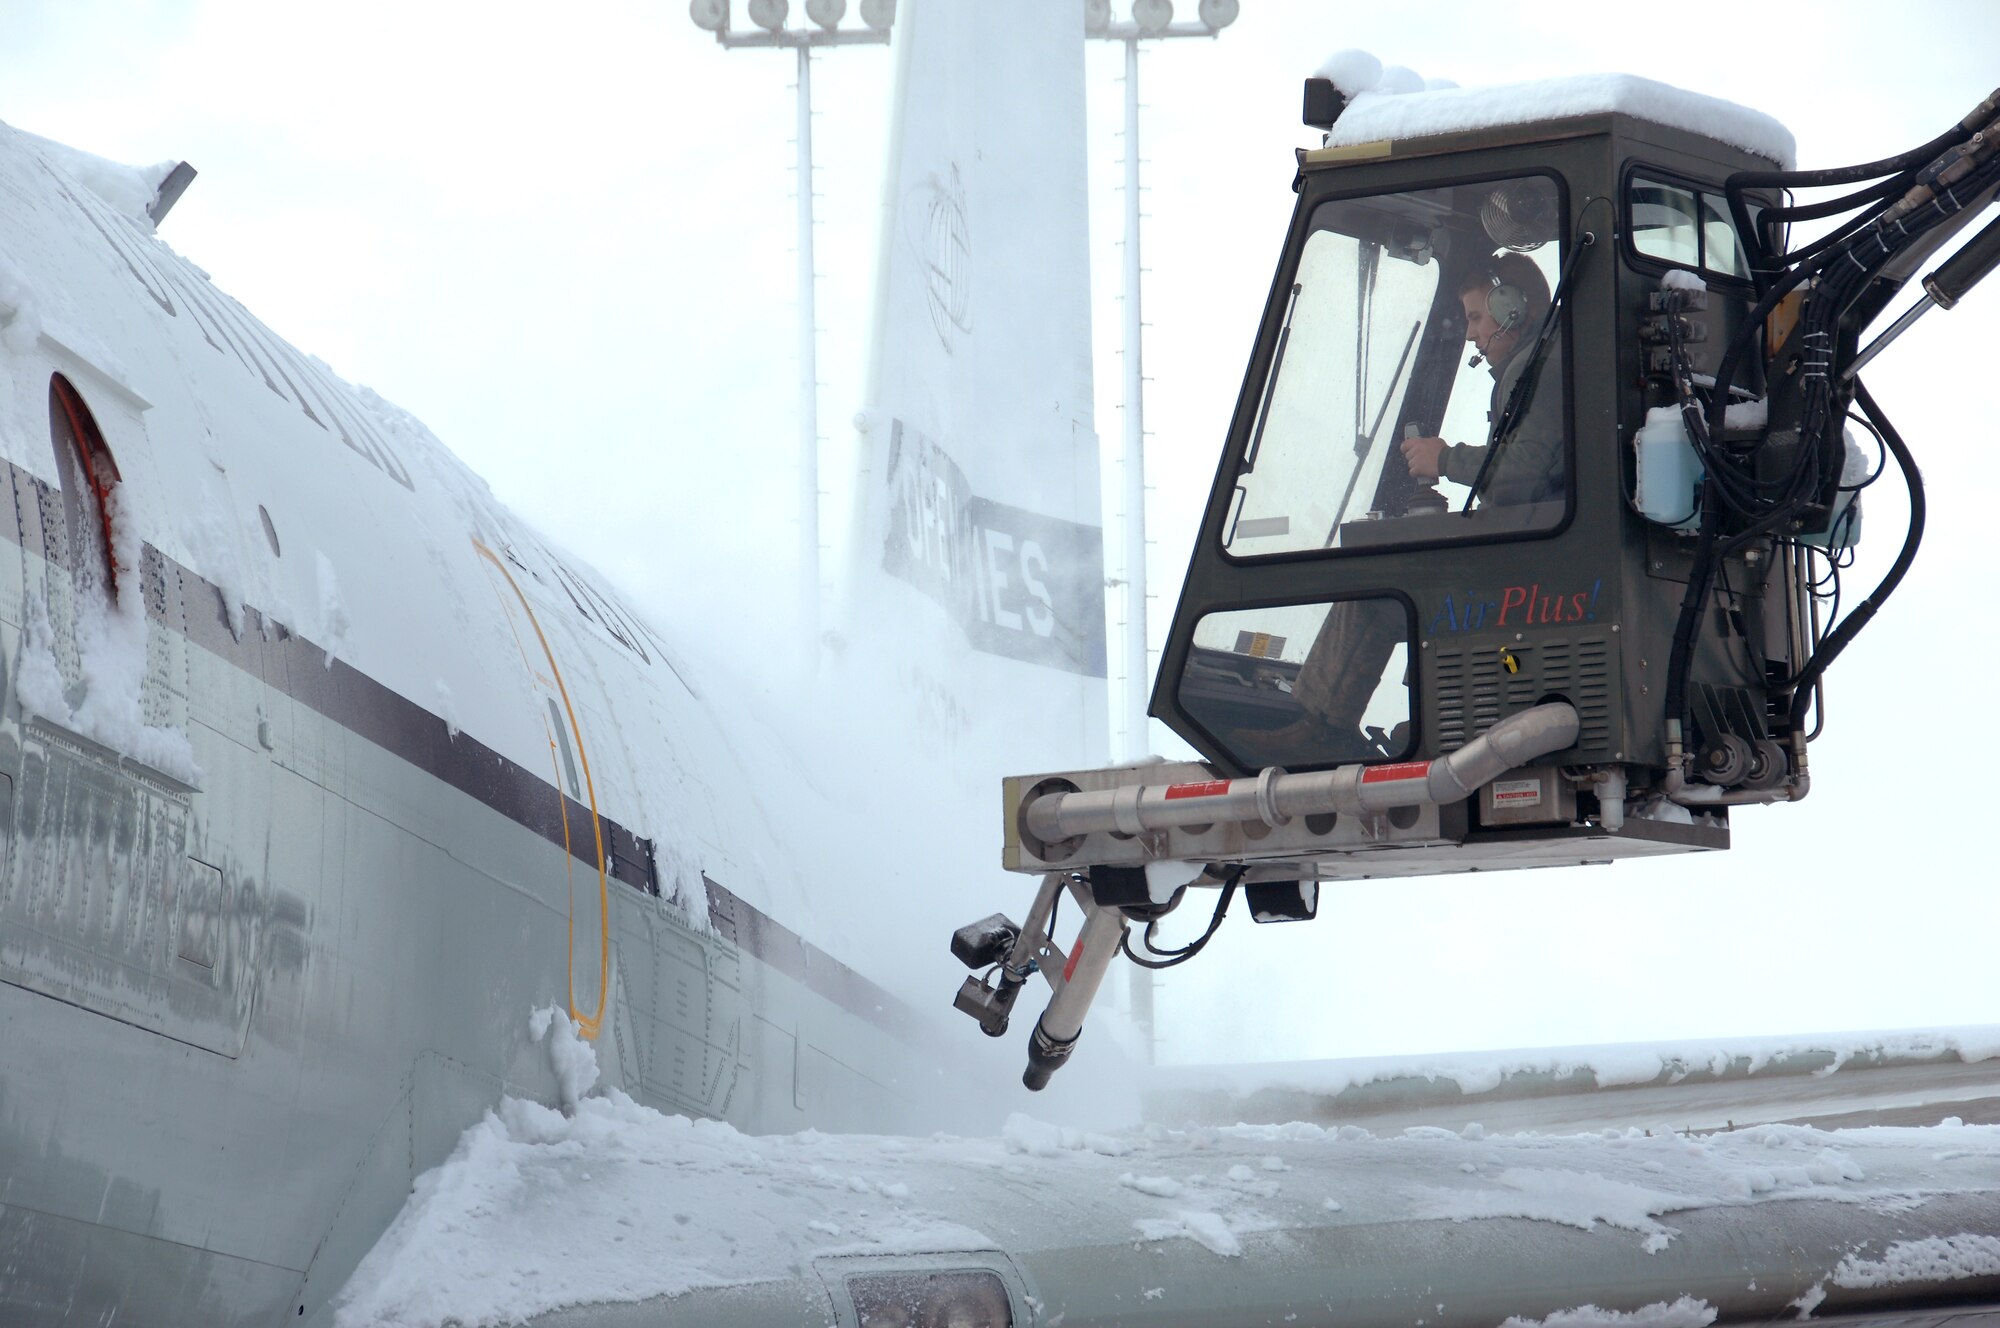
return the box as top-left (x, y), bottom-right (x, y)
top-left (336, 1087), bottom-right (2000, 1327)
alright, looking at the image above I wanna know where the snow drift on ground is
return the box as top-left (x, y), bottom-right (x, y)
top-left (1157, 1026), bottom-right (2000, 1102)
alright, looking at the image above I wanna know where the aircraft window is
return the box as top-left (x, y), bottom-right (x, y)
top-left (48, 374), bottom-right (124, 602)
top-left (1223, 173), bottom-right (1567, 559)
top-left (846, 1269), bottom-right (1012, 1327)
top-left (1630, 173), bottom-right (1751, 282)
top-left (1177, 596), bottom-right (1412, 771)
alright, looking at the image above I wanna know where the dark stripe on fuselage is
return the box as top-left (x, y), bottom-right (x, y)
top-left (1, 457), bottom-right (924, 1040)
top-left (703, 877), bottom-right (934, 1044)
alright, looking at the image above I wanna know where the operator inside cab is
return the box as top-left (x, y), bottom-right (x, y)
top-left (1398, 253), bottom-right (1562, 508)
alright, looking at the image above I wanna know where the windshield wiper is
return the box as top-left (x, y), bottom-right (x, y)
top-left (1463, 229), bottom-right (1597, 511)
top-left (1242, 281), bottom-right (1303, 473)
top-left (1326, 318), bottom-right (1421, 542)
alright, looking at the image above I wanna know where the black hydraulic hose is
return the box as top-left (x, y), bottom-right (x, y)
top-left (1723, 195), bottom-right (1919, 428)
top-left (1713, 144), bottom-right (2000, 438)
top-left (1663, 474), bottom-right (1722, 744)
top-left (1663, 483), bottom-right (1807, 744)
top-left (1662, 262), bottom-right (1797, 745)
top-left (1704, 257), bottom-right (1821, 440)
top-left (1781, 148), bottom-right (2000, 473)
top-left (1737, 177), bottom-right (1911, 282)
top-left (1738, 175), bottom-right (1910, 277)
top-left (1678, 113), bottom-right (1992, 748)
top-left (1766, 172), bottom-right (1910, 223)
top-left (1666, 260), bottom-right (1842, 745)
top-left (1784, 380), bottom-right (1924, 734)
top-left (1120, 872), bottom-right (1240, 971)
top-left (1731, 187), bottom-right (1780, 289)
top-left (1727, 116), bottom-right (1981, 192)
top-left (1775, 202), bottom-right (1888, 265)
top-left (1728, 90), bottom-right (1997, 284)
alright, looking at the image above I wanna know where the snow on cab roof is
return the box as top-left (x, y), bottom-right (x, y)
top-left (1314, 50), bottom-right (1796, 168)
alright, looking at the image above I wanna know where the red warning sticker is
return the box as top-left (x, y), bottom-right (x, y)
top-left (1360, 761), bottom-right (1432, 784)
top-left (1490, 777), bottom-right (1543, 806)
top-left (1164, 780), bottom-right (1232, 800)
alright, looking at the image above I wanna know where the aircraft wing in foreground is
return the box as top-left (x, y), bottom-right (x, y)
top-left (339, 1017), bottom-right (2000, 1327)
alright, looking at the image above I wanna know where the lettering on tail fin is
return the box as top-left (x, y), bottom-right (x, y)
top-left (881, 420), bottom-right (1106, 677)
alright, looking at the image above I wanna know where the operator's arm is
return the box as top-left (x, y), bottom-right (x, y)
top-left (1438, 440), bottom-right (1487, 487)
top-left (1403, 434), bottom-right (1500, 486)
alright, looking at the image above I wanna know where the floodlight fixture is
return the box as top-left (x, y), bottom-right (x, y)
top-left (747, 0), bottom-right (788, 32)
top-left (1196, 0), bottom-right (1238, 30)
top-left (1084, 0), bottom-right (1111, 34)
top-left (690, 0), bottom-right (729, 32)
top-left (805, 0), bottom-right (845, 30)
top-left (1132, 0), bottom-right (1173, 35)
top-left (859, 0), bottom-right (894, 29)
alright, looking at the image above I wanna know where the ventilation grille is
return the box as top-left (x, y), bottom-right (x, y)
top-left (1433, 635), bottom-right (1613, 755)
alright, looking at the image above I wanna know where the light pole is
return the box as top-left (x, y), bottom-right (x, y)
top-left (689, 0), bottom-right (893, 667)
top-left (1085, 0), bottom-right (1238, 1065)
top-left (1087, 0), bottom-right (1238, 763)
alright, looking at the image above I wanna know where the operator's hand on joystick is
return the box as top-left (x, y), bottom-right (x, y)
top-left (1400, 433), bottom-right (1447, 480)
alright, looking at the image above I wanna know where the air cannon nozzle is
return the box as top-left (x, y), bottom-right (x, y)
top-left (1023, 1018), bottom-right (1076, 1091)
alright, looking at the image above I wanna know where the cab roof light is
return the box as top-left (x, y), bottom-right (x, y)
top-left (1303, 77), bottom-right (1346, 132)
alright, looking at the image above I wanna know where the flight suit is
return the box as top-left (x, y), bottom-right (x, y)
top-left (1438, 335), bottom-right (1565, 507)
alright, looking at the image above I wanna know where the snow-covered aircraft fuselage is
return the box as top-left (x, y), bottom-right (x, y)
top-left (0, 119), bottom-right (959, 1321)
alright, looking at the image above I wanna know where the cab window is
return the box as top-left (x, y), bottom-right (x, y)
top-left (1177, 596), bottom-right (1413, 772)
top-left (1223, 173), bottom-right (1568, 560)
top-left (1629, 172), bottom-right (1752, 282)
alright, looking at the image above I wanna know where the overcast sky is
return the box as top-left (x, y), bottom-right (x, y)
top-left (3, 0), bottom-right (1997, 1064)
